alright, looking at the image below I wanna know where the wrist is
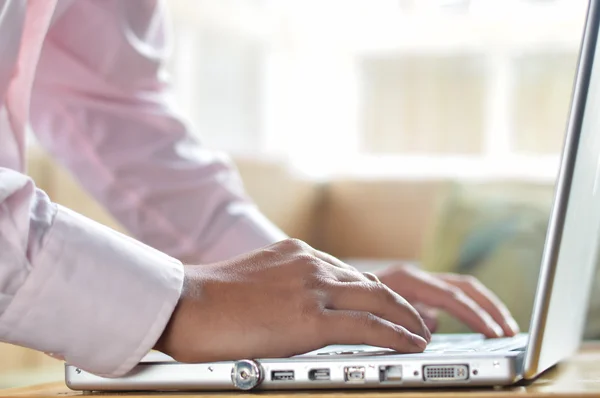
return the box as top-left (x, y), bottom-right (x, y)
top-left (154, 266), bottom-right (190, 353)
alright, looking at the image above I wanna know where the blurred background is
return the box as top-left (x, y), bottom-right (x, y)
top-left (3, 0), bottom-right (596, 389)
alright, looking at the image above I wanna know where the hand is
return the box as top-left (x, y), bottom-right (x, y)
top-left (376, 264), bottom-right (520, 338)
top-left (155, 239), bottom-right (431, 363)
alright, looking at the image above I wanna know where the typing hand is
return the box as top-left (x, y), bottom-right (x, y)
top-left (376, 263), bottom-right (520, 338)
top-left (154, 239), bottom-right (432, 363)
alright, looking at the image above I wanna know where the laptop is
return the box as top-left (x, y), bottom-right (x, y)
top-left (65, 0), bottom-right (600, 391)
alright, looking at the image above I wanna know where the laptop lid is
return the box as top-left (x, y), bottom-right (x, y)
top-left (523, 0), bottom-right (600, 380)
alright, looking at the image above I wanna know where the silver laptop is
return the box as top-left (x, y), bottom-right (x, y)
top-left (65, 0), bottom-right (600, 391)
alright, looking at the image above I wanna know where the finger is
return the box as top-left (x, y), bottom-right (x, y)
top-left (363, 272), bottom-right (381, 283)
top-left (277, 239), bottom-right (368, 280)
top-left (319, 263), bottom-right (373, 283)
top-left (278, 239), bottom-right (349, 270)
top-left (319, 309), bottom-right (427, 352)
top-left (413, 303), bottom-right (439, 333)
top-left (285, 241), bottom-right (371, 282)
top-left (313, 249), bottom-right (358, 271)
top-left (410, 275), bottom-right (504, 338)
top-left (440, 275), bottom-right (519, 336)
top-left (310, 254), bottom-right (372, 283)
top-left (325, 281), bottom-right (431, 342)
top-left (312, 250), bottom-right (378, 284)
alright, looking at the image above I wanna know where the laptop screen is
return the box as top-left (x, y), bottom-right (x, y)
top-left (524, 0), bottom-right (600, 379)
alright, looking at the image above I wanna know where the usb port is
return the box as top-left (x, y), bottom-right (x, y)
top-left (309, 368), bottom-right (330, 381)
top-left (344, 366), bottom-right (365, 382)
top-left (271, 370), bottom-right (294, 381)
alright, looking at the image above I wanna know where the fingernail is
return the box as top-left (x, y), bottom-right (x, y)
top-left (507, 318), bottom-right (520, 334)
top-left (490, 323), bottom-right (504, 337)
top-left (411, 334), bottom-right (428, 350)
top-left (425, 327), bottom-right (432, 343)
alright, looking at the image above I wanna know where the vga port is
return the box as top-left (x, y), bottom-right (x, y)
top-left (423, 365), bottom-right (469, 382)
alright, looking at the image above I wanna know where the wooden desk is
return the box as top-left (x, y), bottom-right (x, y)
top-left (3, 344), bottom-right (600, 398)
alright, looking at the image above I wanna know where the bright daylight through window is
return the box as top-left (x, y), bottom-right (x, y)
top-left (166, 0), bottom-right (588, 180)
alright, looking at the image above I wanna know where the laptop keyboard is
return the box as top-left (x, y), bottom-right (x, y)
top-left (306, 334), bottom-right (528, 358)
top-left (424, 335), bottom-right (528, 353)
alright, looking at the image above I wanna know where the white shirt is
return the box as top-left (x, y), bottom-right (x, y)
top-left (0, 0), bottom-right (286, 377)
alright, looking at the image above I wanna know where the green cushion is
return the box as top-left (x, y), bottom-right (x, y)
top-left (421, 182), bottom-right (600, 338)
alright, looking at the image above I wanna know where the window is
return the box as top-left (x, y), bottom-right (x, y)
top-left (512, 53), bottom-right (578, 155)
top-left (166, 0), bottom-right (588, 180)
top-left (360, 54), bottom-right (487, 155)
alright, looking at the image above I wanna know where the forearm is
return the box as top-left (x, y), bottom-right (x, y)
top-left (0, 168), bottom-right (184, 377)
top-left (31, 0), bottom-right (286, 263)
top-left (30, 88), bottom-right (286, 262)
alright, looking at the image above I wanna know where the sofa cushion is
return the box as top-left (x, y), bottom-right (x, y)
top-left (420, 181), bottom-right (600, 338)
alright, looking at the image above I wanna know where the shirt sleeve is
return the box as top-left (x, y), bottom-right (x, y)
top-left (30, 0), bottom-right (287, 266)
top-left (0, 168), bottom-right (184, 377)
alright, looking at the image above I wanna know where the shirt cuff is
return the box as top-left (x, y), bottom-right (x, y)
top-left (0, 205), bottom-right (184, 377)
